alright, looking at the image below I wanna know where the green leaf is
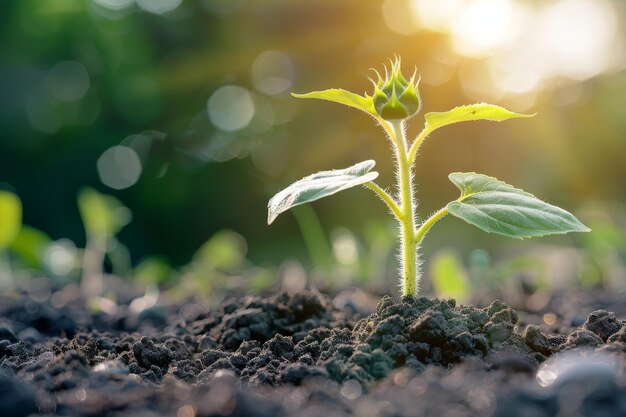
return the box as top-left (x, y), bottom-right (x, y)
top-left (0, 191), bottom-right (22, 251)
top-left (430, 249), bottom-right (471, 303)
top-left (292, 89), bottom-right (377, 116)
top-left (134, 256), bottom-right (174, 286)
top-left (447, 172), bottom-right (590, 238)
top-left (193, 230), bottom-right (247, 271)
top-left (77, 188), bottom-right (132, 237)
top-left (425, 103), bottom-right (535, 131)
top-left (268, 160), bottom-right (378, 225)
top-left (9, 226), bottom-right (51, 268)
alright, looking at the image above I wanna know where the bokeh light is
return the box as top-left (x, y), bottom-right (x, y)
top-left (43, 239), bottom-right (78, 276)
top-left (207, 86), bottom-right (255, 132)
top-left (449, 0), bottom-right (524, 58)
top-left (25, 90), bottom-right (64, 134)
top-left (332, 229), bottom-right (359, 266)
top-left (135, 0), bottom-right (182, 15)
top-left (251, 51), bottom-right (295, 96)
top-left (93, 0), bottom-right (134, 11)
top-left (381, 0), bottom-right (419, 36)
top-left (97, 146), bottom-right (143, 190)
top-left (45, 61), bottom-right (91, 102)
top-left (535, 0), bottom-right (619, 80)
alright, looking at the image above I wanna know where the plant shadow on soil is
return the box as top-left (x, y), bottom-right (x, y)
top-left (0, 286), bottom-right (625, 417)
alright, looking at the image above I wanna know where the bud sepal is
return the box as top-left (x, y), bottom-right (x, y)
top-left (372, 57), bottom-right (421, 120)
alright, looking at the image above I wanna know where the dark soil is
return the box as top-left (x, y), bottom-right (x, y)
top-left (1, 287), bottom-right (625, 417)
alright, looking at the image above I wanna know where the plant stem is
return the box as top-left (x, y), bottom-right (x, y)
top-left (415, 207), bottom-right (449, 245)
top-left (0, 250), bottom-right (14, 290)
top-left (81, 234), bottom-right (106, 298)
top-left (391, 120), bottom-right (419, 296)
top-left (408, 126), bottom-right (432, 165)
top-left (364, 182), bottom-right (403, 221)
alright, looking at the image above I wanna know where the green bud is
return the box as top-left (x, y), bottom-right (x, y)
top-left (372, 57), bottom-right (421, 120)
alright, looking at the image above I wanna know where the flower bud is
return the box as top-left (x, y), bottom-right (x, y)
top-left (371, 58), bottom-right (421, 120)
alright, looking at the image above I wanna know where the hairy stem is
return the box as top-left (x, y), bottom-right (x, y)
top-left (415, 207), bottom-right (449, 245)
top-left (364, 182), bottom-right (403, 221)
top-left (408, 126), bottom-right (432, 165)
top-left (390, 120), bottom-right (419, 296)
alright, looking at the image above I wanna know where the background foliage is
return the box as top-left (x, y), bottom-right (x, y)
top-left (1, 0), bottom-right (625, 298)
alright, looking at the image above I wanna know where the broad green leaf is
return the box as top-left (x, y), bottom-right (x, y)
top-left (447, 172), bottom-right (590, 238)
top-left (0, 191), bottom-right (22, 251)
top-left (268, 160), bottom-right (378, 225)
top-left (425, 103), bottom-right (534, 131)
top-left (292, 89), bottom-right (377, 116)
top-left (78, 188), bottom-right (132, 237)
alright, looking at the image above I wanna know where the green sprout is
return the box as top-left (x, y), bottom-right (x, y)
top-left (0, 190), bottom-right (22, 287)
top-left (267, 57), bottom-right (590, 297)
top-left (78, 187), bottom-right (132, 298)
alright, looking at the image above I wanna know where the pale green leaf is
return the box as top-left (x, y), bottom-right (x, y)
top-left (134, 256), bottom-right (174, 286)
top-left (425, 103), bottom-right (535, 131)
top-left (292, 89), bottom-right (377, 116)
top-left (430, 249), bottom-right (471, 303)
top-left (0, 191), bottom-right (22, 251)
top-left (78, 188), bottom-right (132, 237)
top-left (9, 226), bottom-right (51, 268)
top-left (193, 230), bottom-right (247, 271)
top-left (268, 160), bottom-right (378, 225)
top-left (447, 172), bottom-right (590, 238)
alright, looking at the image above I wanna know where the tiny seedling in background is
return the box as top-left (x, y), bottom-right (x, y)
top-left (0, 190), bottom-right (22, 287)
top-left (430, 249), bottom-right (471, 303)
top-left (78, 187), bottom-right (132, 298)
top-left (268, 57), bottom-right (590, 297)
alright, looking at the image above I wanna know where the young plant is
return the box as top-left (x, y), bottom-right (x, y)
top-left (267, 57), bottom-right (590, 296)
top-left (0, 190), bottom-right (22, 288)
top-left (78, 188), bottom-right (132, 298)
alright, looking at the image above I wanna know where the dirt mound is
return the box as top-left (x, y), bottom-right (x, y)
top-left (0, 289), bottom-right (625, 417)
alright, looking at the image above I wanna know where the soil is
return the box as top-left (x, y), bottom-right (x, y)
top-left (1, 286), bottom-right (625, 417)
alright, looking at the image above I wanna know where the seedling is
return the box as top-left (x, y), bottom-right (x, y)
top-left (78, 187), bottom-right (132, 297)
top-left (0, 190), bottom-right (22, 287)
top-left (267, 57), bottom-right (590, 296)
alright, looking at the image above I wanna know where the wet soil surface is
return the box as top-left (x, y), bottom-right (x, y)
top-left (1, 287), bottom-right (625, 417)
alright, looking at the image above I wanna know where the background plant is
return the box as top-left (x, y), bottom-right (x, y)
top-left (268, 58), bottom-right (590, 296)
top-left (0, 190), bottom-right (22, 288)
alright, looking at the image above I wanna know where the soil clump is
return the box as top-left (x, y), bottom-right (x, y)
top-left (1, 288), bottom-right (625, 417)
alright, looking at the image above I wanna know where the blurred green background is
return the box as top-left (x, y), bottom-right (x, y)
top-left (1, 0), bottom-right (625, 300)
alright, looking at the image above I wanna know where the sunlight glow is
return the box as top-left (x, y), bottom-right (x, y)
top-left (450, 0), bottom-right (524, 58)
top-left (411, 0), bottom-right (467, 32)
top-left (487, 0), bottom-right (620, 98)
top-left (409, 0), bottom-right (625, 100)
top-left (382, 0), bottom-right (420, 35)
top-left (539, 0), bottom-right (619, 80)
